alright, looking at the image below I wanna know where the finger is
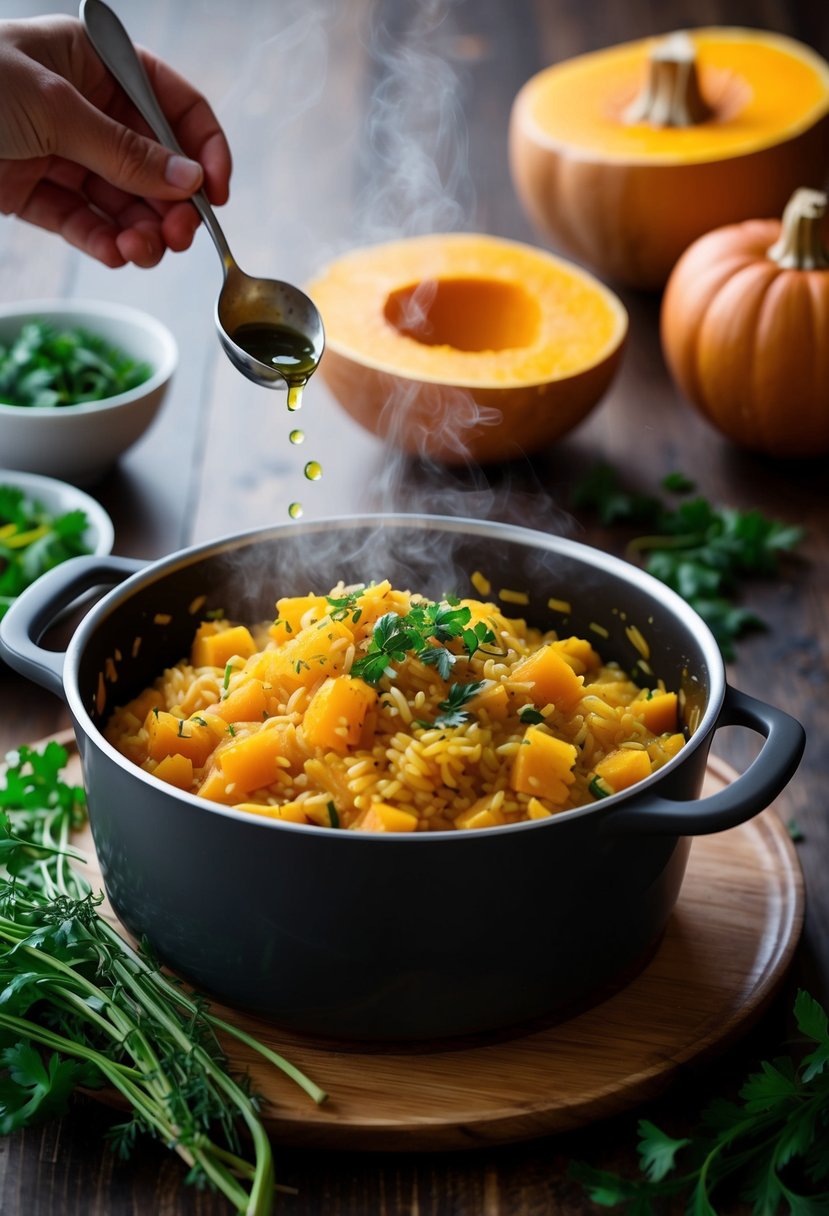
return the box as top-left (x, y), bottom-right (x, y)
top-left (52, 83), bottom-right (205, 200)
top-left (84, 170), bottom-right (167, 224)
top-left (16, 177), bottom-right (126, 267)
top-left (160, 199), bottom-right (201, 252)
top-left (141, 54), bottom-right (232, 205)
top-left (115, 220), bottom-right (166, 268)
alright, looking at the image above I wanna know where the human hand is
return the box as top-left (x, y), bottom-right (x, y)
top-left (0, 14), bottom-right (232, 268)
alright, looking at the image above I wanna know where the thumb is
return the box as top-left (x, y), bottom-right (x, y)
top-left (55, 93), bottom-right (203, 198)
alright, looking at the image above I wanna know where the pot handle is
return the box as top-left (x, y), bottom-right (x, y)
top-left (607, 685), bottom-right (805, 836)
top-left (0, 554), bottom-right (144, 699)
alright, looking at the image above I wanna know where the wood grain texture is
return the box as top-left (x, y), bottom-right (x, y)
top-left (63, 748), bottom-right (802, 1152)
top-left (1, 0), bottom-right (828, 1211)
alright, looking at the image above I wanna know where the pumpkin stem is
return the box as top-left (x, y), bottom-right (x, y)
top-left (767, 188), bottom-right (829, 270)
top-left (622, 30), bottom-right (714, 127)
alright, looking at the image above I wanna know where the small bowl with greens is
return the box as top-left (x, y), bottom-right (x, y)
top-left (0, 468), bottom-right (114, 631)
top-left (0, 300), bottom-right (177, 486)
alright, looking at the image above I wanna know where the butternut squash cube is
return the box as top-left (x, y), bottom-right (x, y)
top-left (511, 645), bottom-right (584, 712)
top-left (470, 681), bottom-right (509, 721)
top-left (510, 725), bottom-right (577, 805)
top-left (144, 710), bottom-right (215, 767)
top-left (191, 623), bottom-right (257, 669)
top-left (119, 687), bottom-right (161, 728)
top-left (302, 676), bottom-right (378, 753)
top-left (152, 753), bottom-right (193, 789)
top-left (219, 726), bottom-right (299, 793)
top-left (208, 678), bottom-right (269, 724)
top-left (233, 801), bottom-right (309, 824)
top-left (636, 691), bottom-right (678, 735)
top-left (357, 802), bottom-right (419, 832)
top-left (247, 619), bottom-right (354, 693)
top-left (594, 747), bottom-right (652, 792)
top-left (527, 796), bottom-right (554, 819)
top-left (554, 636), bottom-right (601, 675)
top-left (196, 763), bottom-right (236, 804)
top-left (268, 595), bottom-right (330, 644)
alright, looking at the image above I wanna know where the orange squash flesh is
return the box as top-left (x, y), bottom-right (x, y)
top-left (509, 28), bottom-right (829, 289)
top-left (306, 233), bottom-right (627, 465)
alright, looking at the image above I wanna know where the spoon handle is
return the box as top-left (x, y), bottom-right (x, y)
top-left (79, 0), bottom-right (234, 270)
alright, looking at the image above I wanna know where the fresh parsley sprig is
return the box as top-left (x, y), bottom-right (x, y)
top-left (572, 988), bottom-right (829, 1215)
top-left (431, 681), bottom-right (487, 729)
top-left (0, 742), bottom-right (326, 1214)
top-left (571, 466), bottom-right (804, 659)
top-left (352, 598), bottom-right (495, 686)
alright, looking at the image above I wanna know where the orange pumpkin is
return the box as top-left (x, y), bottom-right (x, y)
top-left (307, 233), bottom-right (627, 464)
top-left (660, 188), bottom-right (829, 457)
top-left (509, 28), bottom-right (829, 290)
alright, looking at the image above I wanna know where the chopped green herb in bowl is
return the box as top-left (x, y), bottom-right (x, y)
top-left (0, 321), bottom-right (151, 408)
top-left (0, 470), bottom-right (114, 627)
top-left (0, 300), bottom-right (177, 485)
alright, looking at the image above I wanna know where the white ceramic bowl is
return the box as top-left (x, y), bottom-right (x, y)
top-left (0, 299), bottom-right (177, 486)
top-left (0, 468), bottom-right (114, 647)
top-left (0, 467), bottom-right (114, 560)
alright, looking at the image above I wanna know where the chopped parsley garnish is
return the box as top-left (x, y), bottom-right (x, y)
top-left (589, 775), bottom-right (613, 799)
top-left (326, 588), bottom-right (364, 623)
top-left (0, 321), bottom-right (151, 407)
top-left (518, 706), bottom-right (545, 725)
top-left (327, 801), bottom-right (340, 829)
top-left (430, 681), bottom-right (486, 728)
top-left (352, 599), bottom-right (495, 686)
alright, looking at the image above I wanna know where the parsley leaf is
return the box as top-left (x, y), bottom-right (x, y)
top-left (572, 988), bottom-right (829, 1214)
top-left (352, 598), bottom-right (484, 686)
top-left (571, 465), bottom-right (804, 659)
top-left (432, 681), bottom-right (486, 728)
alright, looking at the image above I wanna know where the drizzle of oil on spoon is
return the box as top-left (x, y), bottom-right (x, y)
top-left (231, 321), bottom-right (318, 411)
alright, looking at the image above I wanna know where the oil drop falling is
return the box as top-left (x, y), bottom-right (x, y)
top-left (287, 385), bottom-right (303, 411)
top-left (304, 460), bottom-right (323, 481)
top-left (288, 502), bottom-right (303, 520)
top-left (289, 429), bottom-right (304, 445)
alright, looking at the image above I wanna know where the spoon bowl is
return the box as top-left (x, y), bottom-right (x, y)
top-left (217, 266), bottom-right (324, 393)
top-left (80, 0), bottom-right (324, 393)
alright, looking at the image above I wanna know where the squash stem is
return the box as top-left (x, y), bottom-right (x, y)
top-left (623, 30), bottom-right (713, 127)
top-left (767, 188), bottom-right (829, 270)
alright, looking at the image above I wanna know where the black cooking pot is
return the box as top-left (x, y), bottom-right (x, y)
top-left (0, 515), bottom-right (804, 1041)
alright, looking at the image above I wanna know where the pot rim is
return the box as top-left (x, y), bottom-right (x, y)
top-left (64, 512), bottom-right (726, 840)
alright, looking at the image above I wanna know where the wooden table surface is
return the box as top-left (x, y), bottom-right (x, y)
top-left (1, 0), bottom-right (828, 1212)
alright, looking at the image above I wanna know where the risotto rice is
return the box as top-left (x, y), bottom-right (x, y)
top-left (105, 581), bottom-right (686, 831)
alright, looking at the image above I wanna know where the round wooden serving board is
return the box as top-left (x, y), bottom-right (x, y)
top-left (58, 738), bottom-right (802, 1152)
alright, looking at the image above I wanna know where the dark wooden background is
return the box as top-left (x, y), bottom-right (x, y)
top-left (1, 0), bottom-right (828, 1211)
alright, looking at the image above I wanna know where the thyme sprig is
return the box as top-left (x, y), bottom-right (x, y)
top-left (0, 742), bottom-right (326, 1214)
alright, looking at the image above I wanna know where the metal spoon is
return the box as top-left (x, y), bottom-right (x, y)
top-left (79, 0), bottom-right (324, 393)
